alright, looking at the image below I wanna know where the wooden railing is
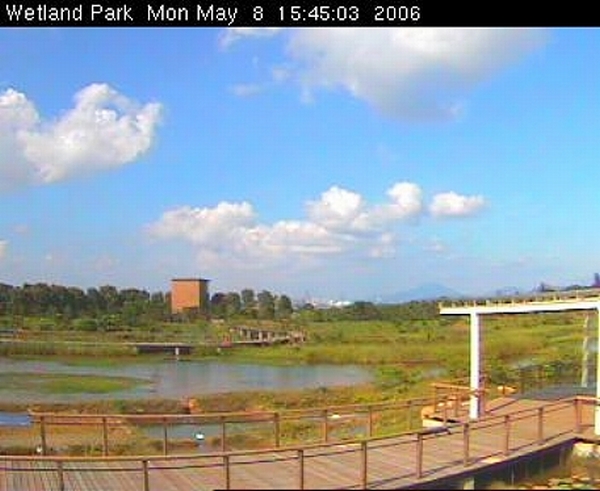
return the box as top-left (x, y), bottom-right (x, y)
top-left (24, 397), bottom-right (434, 457)
top-left (13, 362), bottom-right (582, 459)
top-left (429, 361), bottom-right (584, 419)
top-left (0, 396), bottom-right (595, 490)
top-left (438, 286), bottom-right (600, 309)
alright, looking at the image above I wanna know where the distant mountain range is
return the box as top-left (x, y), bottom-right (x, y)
top-left (374, 283), bottom-right (464, 304)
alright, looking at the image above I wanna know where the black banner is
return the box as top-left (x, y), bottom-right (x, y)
top-left (0, 0), bottom-right (598, 27)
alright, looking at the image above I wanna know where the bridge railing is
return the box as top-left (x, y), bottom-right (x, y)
top-left (11, 362), bottom-right (585, 459)
top-left (0, 396), bottom-right (595, 490)
top-left (20, 397), bottom-right (436, 457)
top-left (429, 361), bottom-right (585, 418)
top-left (438, 287), bottom-right (600, 309)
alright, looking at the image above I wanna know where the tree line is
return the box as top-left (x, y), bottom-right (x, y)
top-left (0, 282), bottom-right (441, 329)
top-left (209, 288), bottom-right (294, 320)
top-left (0, 282), bottom-right (297, 327)
top-left (297, 300), bottom-right (440, 322)
top-left (0, 283), bottom-right (170, 328)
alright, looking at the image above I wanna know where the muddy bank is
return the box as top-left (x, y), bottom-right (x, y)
top-left (0, 383), bottom-right (387, 415)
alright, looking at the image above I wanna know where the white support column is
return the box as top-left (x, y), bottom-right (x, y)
top-left (595, 306), bottom-right (600, 435)
top-left (582, 314), bottom-right (591, 388)
top-left (469, 312), bottom-right (481, 420)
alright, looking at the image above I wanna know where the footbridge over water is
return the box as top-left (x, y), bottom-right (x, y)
top-left (224, 326), bottom-right (306, 347)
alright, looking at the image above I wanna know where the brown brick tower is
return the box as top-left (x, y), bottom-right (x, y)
top-left (170, 278), bottom-right (210, 316)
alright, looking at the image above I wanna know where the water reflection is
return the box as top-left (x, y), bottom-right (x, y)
top-left (0, 358), bottom-right (373, 403)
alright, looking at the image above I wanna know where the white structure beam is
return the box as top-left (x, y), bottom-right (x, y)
top-left (440, 294), bottom-right (600, 432)
top-left (441, 299), bottom-right (600, 316)
top-left (469, 312), bottom-right (481, 420)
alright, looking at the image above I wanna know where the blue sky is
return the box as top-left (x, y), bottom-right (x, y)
top-left (1, 28), bottom-right (599, 300)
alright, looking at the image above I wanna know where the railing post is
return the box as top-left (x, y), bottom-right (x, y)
top-left (273, 412), bottom-right (280, 448)
top-left (503, 414), bottom-right (511, 456)
top-left (361, 440), bottom-right (368, 489)
top-left (416, 433), bottom-right (423, 479)
top-left (432, 386), bottom-right (438, 412)
top-left (454, 388), bottom-right (460, 418)
top-left (162, 417), bottom-right (168, 456)
top-left (407, 401), bottom-right (413, 431)
top-left (463, 423), bottom-right (470, 466)
top-left (480, 384), bottom-right (486, 417)
top-left (221, 416), bottom-right (227, 452)
top-left (223, 454), bottom-right (231, 490)
top-left (142, 459), bottom-right (150, 491)
top-left (367, 406), bottom-right (373, 437)
top-left (297, 449), bottom-right (305, 490)
top-left (40, 415), bottom-right (48, 455)
top-left (481, 375), bottom-right (487, 416)
top-left (575, 398), bottom-right (582, 433)
top-left (102, 417), bottom-right (109, 456)
top-left (442, 396), bottom-right (448, 425)
top-left (322, 409), bottom-right (329, 443)
top-left (57, 461), bottom-right (65, 491)
top-left (537, 407), bottom-right (544, 444)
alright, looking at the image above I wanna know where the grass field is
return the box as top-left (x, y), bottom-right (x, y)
top-left (0, 309), bottom-right (590, 409)
top-left (0, 372), bottom-right (146, 394)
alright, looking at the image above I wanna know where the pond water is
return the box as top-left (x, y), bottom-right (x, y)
top-left (0, 357), bottom-right (374, 403)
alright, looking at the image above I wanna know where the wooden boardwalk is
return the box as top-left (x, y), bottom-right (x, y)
top-left (0, 394), bottom-right (596, 490)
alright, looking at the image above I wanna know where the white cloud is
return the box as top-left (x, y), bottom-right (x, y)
top-left (149, 201), bottom-right (257, 245)
top-left (368, 233), bottom-right (396, 259)
top-left (148, 181), bottom-right (485, 270)
top-left (378, 182), bottom-right (423, 221)
top-left (424, 237), bottom-right (448, 254)
top-left (148, 201), bottom-right (341, 268)
top-left (0, 240), bottom-right (7, 260)
top-left (429, 191), bottom-right (486, 217)
top-left (219, 27), bottom-right (283, 49)
top-left (307, 186), bottom-right (367, 232)
top-left (226, 28), bottom-right (545, 120)
top-left (229, 83), bottom-right (263, 97)
top-left (0, 83), bottom-right (162, 191)
top-left (307, 182), bottom-right (423, 234)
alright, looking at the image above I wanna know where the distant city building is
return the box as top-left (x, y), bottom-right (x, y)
top-left (170, 278), bottom-right (210, 315)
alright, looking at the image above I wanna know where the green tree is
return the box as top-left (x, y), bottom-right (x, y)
top-left (276, 294), bottom-right (293, 319)
top-left (345, 301), bottom-right (381, 321)
top-left (257, 290), bottom-right (275, 320)
top-left (241, 289), bottom-right (256, 317)
top-left (210, 292), bottom-right (228, 319)
top-left (225, 292), bottom-right (242, 318)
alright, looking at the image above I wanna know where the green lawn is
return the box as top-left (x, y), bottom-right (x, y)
top-left (0, 373), bottom-right (145, 394)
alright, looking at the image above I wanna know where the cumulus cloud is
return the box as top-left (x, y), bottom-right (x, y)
top-left (307, 186), bottom-right (367, 232)
top-left (429, 191), bottom-right (486, 217)
top-left (377, 182), bottom-right (424, 221)
top-left (229, 83), bottom-right (264, 97)
top-left (148, 181), bottom-right (486, 269)
top-left (307, 182), bottom-right (423, 234)
top-left (225, 27), bottom-right (545, 120)
top-left (149, 200), bottom-right (342, 267)
top-left (219, 27), bottom-right (283, 49)
top-left (0, 83), bottom-right (162, 191)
